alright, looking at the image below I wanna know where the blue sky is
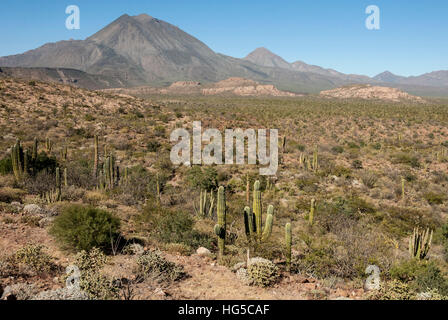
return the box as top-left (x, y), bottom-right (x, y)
top-left (0, 0), bottom-right (446, 77)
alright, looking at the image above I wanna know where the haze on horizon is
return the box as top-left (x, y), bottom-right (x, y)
top-left (0, 0), bottom-right (447, 77)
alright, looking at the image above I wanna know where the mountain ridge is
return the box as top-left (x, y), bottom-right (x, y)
top-left (0, 13), bottom-right (447, 95)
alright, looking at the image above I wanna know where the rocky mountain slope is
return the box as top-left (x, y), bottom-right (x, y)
top-left (1, 13), bottom-right (447, 95)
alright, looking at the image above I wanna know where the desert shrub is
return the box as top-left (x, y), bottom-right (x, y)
top-left (246, 258), bottom-right (280, 287)
top-left (50, 205), bottom-right (121, 252)
top-left (0, 156), bottom-right (12, 175)
top-left (0, 187), bottom-right (25, 203)
top-left (392, 153), bottom-right (420, 168)
top-left (71, 248), bottom-right (118, 300)
top-left (136, 250), bottom-right (185, 282)
top-left (74, 248), bottom-right (108, 272)
top-left (295, 173), bottom-right (319, 192)
top-left (137, 204), bottom-right (213, 250)
top-left (367, 280), bottom-right (415, 300)
top-left (351, 160), bottom-right (363, 169)
top-left (14, 244), bottom-right (54, 274)
top-left (147, 140), bottom-right (161, 152)
top-left (23, 170), bottom-right (55, 195)
top-left (331, 146), bottom-right (344, 154)
top-left (186, 166), bottom-right (218, 191)
top-left (360, 171), bottom-right (378, 189)
top-left (423, 192), bottom-right (446, 205)
top-left (390, 259), bottom-right (448, 295)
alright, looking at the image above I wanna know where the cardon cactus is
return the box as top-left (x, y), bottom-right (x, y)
top-left (253, 181), bottom-right (263, 240)
top-left (309, 199), bottom-right (316, 225)
top-left (93, 135), bottom-right (99, 177)
top-left (11, 140), bottom-right (25, 181)
top-left (245, 181), bottom-right (275, 244)
top-left (409, 227), bottom-right (433, 260)
top-left (214, 186), bottom-right (226, 260)
top-left (32, 138), bottom-right (38, 160)
top-left (285, 223), bottom-right (292, 272)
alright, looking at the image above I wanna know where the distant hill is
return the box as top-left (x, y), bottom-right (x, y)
top-left (320, 84), bottom-right (425, 103)
top-left (1, 13), bottom-right (447, 96)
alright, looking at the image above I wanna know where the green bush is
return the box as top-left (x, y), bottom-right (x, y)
top-left (50, 205), bottom-right (121, 252)
top-left (137, 204), bottom-right (213, 250)
top-left (186, 166), bottom-right (218, 191)
top-left (390, 259), bottom-right (448, 295)
top-left (423, 192), bottom-right (446, 205)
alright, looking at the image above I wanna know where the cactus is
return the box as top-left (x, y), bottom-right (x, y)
top-left (64, 168), bottom-right (68, 187)
top-left (246, 174), bottom-right (250, 205)
top-left (401, 177), bottom-right (405, 201)
top-left (312, 145), bottom-right (319, 171)
top-left (409, 227), bottom-right (433, 260)
top-left (309, 199), bottom-right (316, 225)
top-left (32, 138), bottom-right (38, 160)
top-left (261, 205), bottom-right (274, 242)
top-left (156, 172), bottom-right (161, 203)
top-left (61, 145), bottom-right (68, 162)
top-left (208, 190), bottom-right (215, 217)
top-left (285, 223), bottom-right (292, 272)
top-left (104, 153), bottom-right (119, 189)
top-left (244, 206), bottom-right (255, 242)
top-left (45, 138), bottom-right (52, 153)
top-left (245, 181), bottom-right (275, 244)
top-left (253, 181), bottom-right (263, 240)
top-left (11, 140), bottom-right (24, 181)
top-left (282, 136), bottom-right (287, 153)
top-left (93, 135), bottom-right (99, 177)
top-left (214, 186), bottom-right (226, 260)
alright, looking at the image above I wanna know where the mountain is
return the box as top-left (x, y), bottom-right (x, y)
top-left (0, 66), bottom-right (122, 89)
top-left (0, 13), bottom-right (447, 95)
top-left (373, 71), bottom-right (406, 83)
top-left (244, 47), bottom-right (292, 70)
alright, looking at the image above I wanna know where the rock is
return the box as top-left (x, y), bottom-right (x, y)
top-left (231, 262), bottom-right (247, 273)
top-left (23, 204), bottom-right (44, 216)
top-left (32, 288), bottom-right (89, 300)
top-left (10, 201), bottom-right (23, 212)
top-left (153, 287), bottom-right (166, 297)
top-left (1, 283), bottom-right (37, 300)
top-left (196, 247), bottom-right (211, 257)
top-left (38, 217), bottom-right (54, 228)
top-left (123, 243), bottom-right (144, 255)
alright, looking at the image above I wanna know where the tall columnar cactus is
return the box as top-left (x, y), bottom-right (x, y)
top-left (93, 135), bottom-right (99, 177)
top-left (246, 174), bottom-right (250, 205)
top-left (214, 186), bottom-right (226, 260)
top-left (64, 168), bottom-right (68, 187)
top-left (261, 205), bottom-right (274, 242)
top-left (401, 177), bottom-right (405, 201)
top-left (61, 145), bottom-right (68, 162)
top-left (11, 140), bottom-right (24, 181)
top-left (409, 227), bottom-right (433, 260)
top-left (245, 181), bottom-right (275, 244)
top-left (253, 181), bottom-right (263, 240)
top-left (46, 138), bottom-right (52, 153)
top-left (312, 145), bottom-right (319, 171)
top-left (32, 138), bottom-right (38, 160)
top-left (244, 206), bottom-right (255, 242)
top-left (208, 190), bottom-right (215, 218)
top-left (285, 223), bottom-right (292, 272)
top-left (309, 199), bottom-right (316, 225)
top-left (104, 153), bottom-right (119, 189)
top-left (55, 167), bottom-right (62, 200)
top-left (282, 136), bottom-right (287, 153)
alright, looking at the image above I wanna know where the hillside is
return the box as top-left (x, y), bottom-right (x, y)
top-left (320, 84), bottom-right (425, 102)
top-left (1, 78), bottom-right (448, 300)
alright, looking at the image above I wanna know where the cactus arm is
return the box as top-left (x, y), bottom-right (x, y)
top-left (285, 223), bottom-right (292, 272)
